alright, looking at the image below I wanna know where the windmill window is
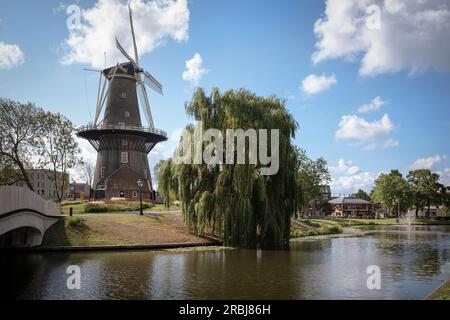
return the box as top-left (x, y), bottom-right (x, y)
top-left (125, 111), bottom-right (130, 118)
top-left (120, 92), bottom-right (127, 99)
top-left (122, 139), bottom-right (128, 147)
top-left (100, 167), bottom-right (105, 179)
top-left (144, 170), bottom-right (148, 179)
top-left (118, 122), bottom-right (125, 129)
top-left (121, 152), bottom-right (129, 164)
top-left (132, 191), bottom-right (138, 198)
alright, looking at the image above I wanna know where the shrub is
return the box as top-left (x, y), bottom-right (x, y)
top-left (84, 201), bottom-right (154, 213)
top-left (318, 225), bottom-right (342, 235)
top-left (84, 203), bottom-right (110, 213)
top-left (302, 219), bottom-right (321, 228)
top-left (67, 216), bottom-right (82, 227)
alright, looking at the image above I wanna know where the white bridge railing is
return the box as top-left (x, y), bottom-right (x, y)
top-left (77, 124), bottom-right (167, 138)
top-left (0, 186), bottom-right (60, 217)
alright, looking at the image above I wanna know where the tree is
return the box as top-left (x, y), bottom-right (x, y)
top-left (353, 189), bottom-right (371, 202)
top-left (441, 186), bottom-right (450, 207)
top-left (36, 112), bottom-right (82, 202)
top-left (82, 160), bottom-right (95, 201)
top-left (154, 158), bottom-right (176, 209)
top-left (407, 169), bottom-right (443, 217)
top-left (295, 147), bottom-right (331, 213)
top-left (0, 99), bottom-right (45, 190)
top-left (167, 88), bottom-right (298, 249)
top-left (371, 170), bottom-right (411, 218)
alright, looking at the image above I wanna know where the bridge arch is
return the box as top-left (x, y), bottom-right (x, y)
top-left (0, 187), bottom-right (61, 248)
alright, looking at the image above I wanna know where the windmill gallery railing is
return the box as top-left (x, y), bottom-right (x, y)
top-left (77, 124), bottom-right (168, 139)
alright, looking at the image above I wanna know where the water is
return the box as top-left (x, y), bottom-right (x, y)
top-left (1, 225), bottom-right (449, 300)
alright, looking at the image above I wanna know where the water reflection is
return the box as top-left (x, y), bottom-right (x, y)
top-left (1, 225), bottom-right (449, 300)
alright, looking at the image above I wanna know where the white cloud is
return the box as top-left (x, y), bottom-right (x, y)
top-left (438, 168), bottom-right (450, 186)
top-left (410, 154), bottom-right (447, 170)
top-left (329, 158), bottom-right (360, 176)
top-left (300, 73), bottom-right (337, 96)
top-left (383, 138), bottom-right (399, 148)
top-left (357, 96), bottom-right (388, 113)
top-left (336, 113), bottom-right (395, 141)
top-left (0, 41), bottom-right (25, 70)
top-left (312, 0), bottom-right (450, 76)
top-left (77, 137), bottom-right (97, 165)
top-left (182, 53), bottom-right (209, 85)
top-left (362, 138), bottom-right (399, 151)
top-left (329, 158), bottom-right (376, 194)
top-left (60, 0), bottom-right (190, 68)
top-left (331, 171), bottom-right (376, 194)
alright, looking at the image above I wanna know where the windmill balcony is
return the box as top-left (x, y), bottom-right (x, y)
top-left (77, 124), bottom-right (167, 137)
top-left (76, 124), bottom-right (168, 153)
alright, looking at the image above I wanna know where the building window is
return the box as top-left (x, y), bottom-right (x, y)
top-left (121, 152), bottom-right (128, 164)
top-left (132, 191), bottom-right (138, 198)
top-left (100, 167), bottom-right (105, 179)
top-left (122, 139), bottom-right (128, 147)
top-left (125, 111), bottom-right (130, 118)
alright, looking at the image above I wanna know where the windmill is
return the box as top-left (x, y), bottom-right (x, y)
top-left (77, 4), bottom-right (167, 201)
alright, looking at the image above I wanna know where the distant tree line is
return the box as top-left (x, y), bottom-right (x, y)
top-left (0, 98), bottom-right (83, 202)
top-left (369, 169), bottom-right (448, 217)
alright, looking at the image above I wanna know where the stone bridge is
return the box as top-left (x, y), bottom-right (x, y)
top-left (0, 186), bottom-right (61, 247)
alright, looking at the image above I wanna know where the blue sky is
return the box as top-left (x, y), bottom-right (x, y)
top-left (0, 0), bottom-right (449, 193)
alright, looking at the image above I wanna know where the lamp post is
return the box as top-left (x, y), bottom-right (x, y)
top-left (137, 179), bottom-right (143, 215)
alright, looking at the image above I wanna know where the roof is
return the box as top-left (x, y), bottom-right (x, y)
top-left (329, 196), bottom-right (371, 205)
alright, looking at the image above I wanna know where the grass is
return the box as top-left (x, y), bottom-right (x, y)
top-left (66, 216), bottom-right (82, 227)
top-left (291, 219), bottom-right (343, 238)
top-left (60, 201), bottom-right (180, 214)
top-left (290, 216), bottom-right (450, 239)
top-left (427, 279), bottom-right (450, 300)
top-left (42, 213), bottom-right (209, 247)
top-left (331, 218), bottom-right (450, 226)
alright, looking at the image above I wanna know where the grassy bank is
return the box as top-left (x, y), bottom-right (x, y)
top-left (331, 218), bottom-right (450, 226)
top-left (290, 217), bottom-right (450, 239)
top-left (291, 219), bottom-right (344, 238)
top-left (427, 279), bottom-right (450, 300)
top-left (60, 200), bottom-right (180, 214)
top-left (42, 213), bottom-right (209, 247)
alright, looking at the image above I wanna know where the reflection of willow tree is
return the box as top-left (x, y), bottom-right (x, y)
top-left (158, 88), bottom-right (298, 249)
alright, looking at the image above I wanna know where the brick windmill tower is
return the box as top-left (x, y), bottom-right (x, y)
top-left (77, 5), bottom-right (167, 200)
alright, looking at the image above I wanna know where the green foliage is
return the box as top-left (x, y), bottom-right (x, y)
top-left (0, 99), bottom-right (46, 190)
top-left (168, 88), bottom-right (298, 249)
top-left (290, 220), bottom-right (342, 238)
top-left (67, 216), bottom-right (82, 227)
top-left (353, 189), bottom-right (371, 202)
top-left (84, 202), bottom-right (154, 213)
top-left (295, 147), bottom-right (331, 212)
top-left (371, 170), bottom-right (412, 216)
top-left (155, 159), bottom-right (177, 209)
top-left (407, 169), bottom-right (443, 216)
top-left (318, 199), bottom-right (333, 215)
top-left (437, 208), bottom-right (450, 217)
top-left (0, 98), bottom-right (82, 201)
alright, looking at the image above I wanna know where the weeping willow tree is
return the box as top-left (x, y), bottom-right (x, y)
top-left (159, 88), bottom-right (298, 249)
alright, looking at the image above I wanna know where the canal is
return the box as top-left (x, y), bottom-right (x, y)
top-left (1, 225), bottom-right (449, 299)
